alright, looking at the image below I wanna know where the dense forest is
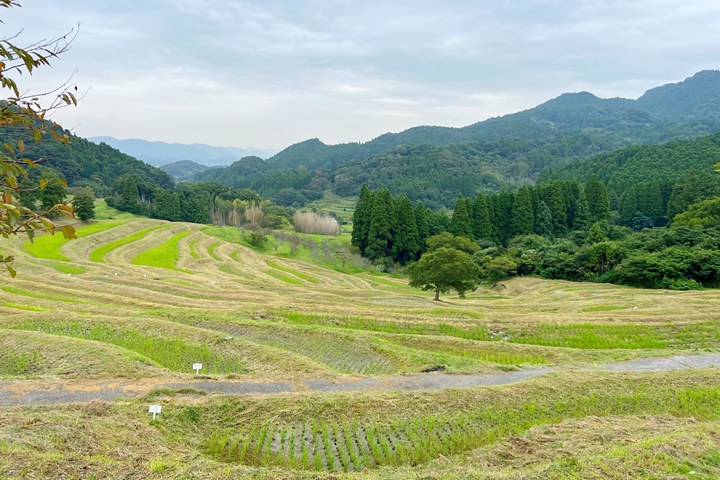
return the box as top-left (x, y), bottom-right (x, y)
top-left (351, 169), bottom-right (720, 289)
top-left (539, 132), bottom-right (720, 209)
top-left (0, 127), bottom-right (174, 197)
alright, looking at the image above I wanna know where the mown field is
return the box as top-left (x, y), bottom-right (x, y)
top-left (1, 214), bottom-right (720, 478)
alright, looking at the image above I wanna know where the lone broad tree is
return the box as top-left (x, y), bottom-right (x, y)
top-left (408, 247), bottom-right (481, 301)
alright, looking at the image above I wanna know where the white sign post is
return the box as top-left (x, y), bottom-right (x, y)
top-left (149, 405), bottom-right (162, 420)
top-left (193, 363), bottom-right (203, 374)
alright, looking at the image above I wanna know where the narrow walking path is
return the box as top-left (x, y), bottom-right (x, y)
top-left (1, 355), bottom-right (719, 406)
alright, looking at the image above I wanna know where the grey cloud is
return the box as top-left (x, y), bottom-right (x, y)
top-left (2, 0), bottom-right (719, 149)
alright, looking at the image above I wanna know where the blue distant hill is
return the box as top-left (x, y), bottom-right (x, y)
top-left (87, 137), bottom-right (278, 167)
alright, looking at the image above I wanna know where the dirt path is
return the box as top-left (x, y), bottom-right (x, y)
top-left (1, 355), bottom-right (719, 406)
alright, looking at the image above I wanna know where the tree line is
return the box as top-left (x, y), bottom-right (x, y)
top-left (353, 174), bottom-right (720, 290)
top-left (351, 176), bottom-right (611, 264)
top-left (106, 175), bottom-right (340, 235)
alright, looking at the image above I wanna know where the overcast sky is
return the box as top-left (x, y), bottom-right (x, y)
top-left (4, 0), bottom-right (720, 150)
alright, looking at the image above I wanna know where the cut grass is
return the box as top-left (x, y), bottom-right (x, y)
top-left (264, 269), bottom-right (303, 285)
top-left (189, 240), bottom-right (200, 259)
top-left (273, 311), bottom-right (491, 341)
top-left (218, 264), bottom-right (252, 279)
top-left (195, 370), bottom-right (720, 472)
top-left (47, 262), bottom-right (86, 275)
top-left (1, 286), bottom-right (84, 304)
top-left (509, 323), bottom-right (669, 349)
top-left (6, 321), bottom-right (246, 374)
top-left (579, 305), bottom-right (627, 312)
top-left (2, 302), bottom-right (48, 312)
top-left (89, 224), bottom-right (167, 262)
top-left (192, 320), bottom-right (401, 375)
top-left (23, 221), bottom-right (125, 261)
top-left (266, 261), bottom-right (319, 284)
top-left (132, 231), bottom-right (192, 273)
top-left (0, 350), bottom-right (37, 375)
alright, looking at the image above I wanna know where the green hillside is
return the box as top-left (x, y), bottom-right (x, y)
top-left (539, 132), bottom-right (720, 200)
top-left (330, 135), bottom-right (617, 209)
top-left (0, 127), bottom-right (174, 196)
top-left (195, 71), bottom-right (720, 203)
top-left (159, 160), bottom-right (210, 182)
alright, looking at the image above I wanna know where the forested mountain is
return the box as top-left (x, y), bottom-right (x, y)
top-left (88, 137), bottom-right (278, 166)
top-left (160, 160), bottom-right (210, 182)
top-left (330, 135), bottom-right (618, 209)
top-left (0, 128), bottom-right (174, 196)
top-left (196, 71), bottom-right (720, 201)
top-left (539, 132), bottom-right (720, 214)
top-left (268, 71), bottom-right (720, 171)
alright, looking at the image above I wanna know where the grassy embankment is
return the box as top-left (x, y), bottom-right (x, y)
top-left (2, 216), bottom-right (720, 477)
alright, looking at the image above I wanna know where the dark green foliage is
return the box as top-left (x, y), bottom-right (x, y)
top-left (547, 182), bottom-right (567, 235)
top-left (121, 176), bottom-right (140, 212)
top-left (178, 185), bottom-right (212, 224)
top-left (673, 197), bottom-right (720, 227)
top-left (585, 175), bottom-right (610, 222)
top-left (154, 189), bottom-right (182, 222)
top-left (469, 222), bottom-right (720, 289)
top-left (426, 209), bottom-right (450, 236)
top-left (40, 177), bottom-right (67, 216)
top-left (247, 231), bottom-right (268, 248)
top-left (449, 195), bottom-right (473, 238)
top-left (366, 189), bottom-right (397, 260)
top-left (535, 201), bottom-right (553, 238)
top-left (493, 192), bottom-right (514, 245)
top-left (159, 160), bottom-right (209, 183)
top-left (260, 214), bottom-right (288, 230)
top-left (415, 202), bottom-right (430, 251)
top-left (72, 191), bottom-right (95, 221)
top-left (619, 186), bottom-right (639, 225)
top-left (408, 247), bottom-right (481, 300)
top-left (0, 127), bottom-right (174, 197)
top-left (631, 214), bottom-right (655, 232)
top-left (640, 182), bottom-right (664, 224)
top-left (351, 185), bottom-right (375, 256)
top-left (511, 186), bottom-right (534, 236)
top-left (666, 169), bottom-right (720, 220)
top-left (391, 196), bottom-right (420, 264)
top-left (472, 194), bottom-right (494, 241)
top-left (586, 223), bottom-right (608, 244)
top-left (573, 190), bottom-right (591, 230)
top-left (426, 232), bottom-right (480, 255)
top-left (541, 133), bottom-right (720, 217)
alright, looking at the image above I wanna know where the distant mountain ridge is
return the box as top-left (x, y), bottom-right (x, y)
top-left (88, 137), bottom-right (278, 167)
top-left (195, 70), bottom-right (720, 199)
top-left (159, 160), bottom-right (210, 182)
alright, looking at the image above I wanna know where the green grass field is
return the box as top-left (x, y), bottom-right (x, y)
top-left (132, 231), bottom-right (192, 273)
top-left (90, 224), bottom-right (167, 262)
top-left (2, 216), bottom-right (720, 478)
top-left (23, 221), bottom-right (125, 261)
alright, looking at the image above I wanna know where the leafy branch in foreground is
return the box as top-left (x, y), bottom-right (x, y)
top-left (0, 0), bottom-right (82, 276)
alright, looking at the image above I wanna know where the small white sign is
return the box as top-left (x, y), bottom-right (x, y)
top-left (149, 404), bottom-right (162, 420)
top-left (193, 363), bottom-right (203, 374)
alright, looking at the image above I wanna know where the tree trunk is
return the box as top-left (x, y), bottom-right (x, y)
top-left (434, 286), bottom-right (440, 301)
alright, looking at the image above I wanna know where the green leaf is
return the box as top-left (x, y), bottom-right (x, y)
top-left (6, 264), bottom-right (16, 278)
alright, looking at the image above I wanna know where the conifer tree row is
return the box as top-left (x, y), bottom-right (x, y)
top-left (351, 168), bottom-right (717, 267)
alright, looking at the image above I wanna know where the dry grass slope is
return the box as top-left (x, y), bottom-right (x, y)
top-left (1, 217), bottom-right (720, 477)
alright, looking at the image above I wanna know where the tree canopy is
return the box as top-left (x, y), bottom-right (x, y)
top-left (408, 247), bottom-right (481, 300)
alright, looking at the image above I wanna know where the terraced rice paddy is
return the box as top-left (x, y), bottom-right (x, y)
top-left (3, 217), bottom-right (720, 478)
